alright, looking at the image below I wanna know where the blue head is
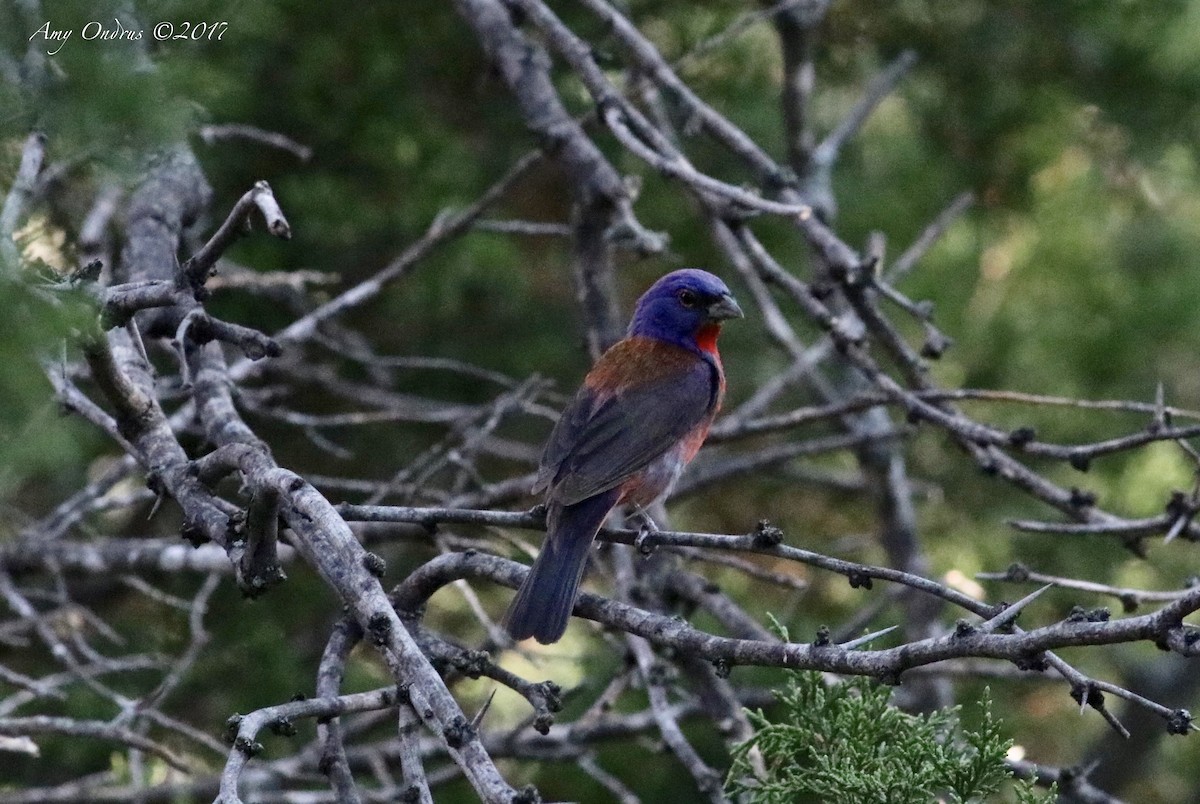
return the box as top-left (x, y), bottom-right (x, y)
top-left (627, 269), bottom-right (743, 351)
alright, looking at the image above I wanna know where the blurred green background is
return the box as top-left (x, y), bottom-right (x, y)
top-left (3, 0), bottom-right (1200, 800)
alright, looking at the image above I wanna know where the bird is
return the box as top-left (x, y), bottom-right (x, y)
top-left (505, 269), bottom-right (743, 644)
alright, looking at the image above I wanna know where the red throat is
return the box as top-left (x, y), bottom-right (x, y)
top-left (695, 323), bottom-right (722, 356)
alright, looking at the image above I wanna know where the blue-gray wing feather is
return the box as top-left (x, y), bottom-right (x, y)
top-left (535, 358), bottom-right (716, 506)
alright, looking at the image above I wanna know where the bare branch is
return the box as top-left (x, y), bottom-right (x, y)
top-left (0, 131), bottom-right (46, 271)
top-left (180, 180), bottom-right (292, 290)
top-left (198, 123), bottom-right (314, 161)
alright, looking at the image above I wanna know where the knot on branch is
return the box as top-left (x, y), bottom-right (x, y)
top-left (712, 658), bottom-right (733, 678)
top-left (1007, 426), bottom-right (1037, 448)
top-left (953, 619), bottom-right (977, 639)
top-left (180, 522), bottom-right (207, 547)
top-left (847, 570), bottom-right (873, 590)
top-left (751, 519), bottom-right (784, 546)
top-left (72, 259), bottom-right (103, 285)
top-left (1069, 487), bottom-right (1097, 509)
top-left (1066, 606), bottom-right (1110, 624)
top-left (240, 333), bottom-right (282, 361)
top-left (919, 327), bottom-right (952, 359)
top-left (1004, 562), bottom-right (1030, 582)
top-left (1013, 652), bottom-right (1049, 673)
top-left (1068, 453), bottom-right (1091, 472)
top-left (442, 715), bottom-right (476, 749)
top-left (528, 681), bottom-right (563, 734)
top-left (1070, 682), bottom-right (1105, 712)
top-left (367, 612), bottom-right (392, 645)
top-left (532, 680), bottom-right (563, 713)
top-left (234, 735), bottom-right (264, 757)
top-left (451, 649), bottom-right (492, 679)
top-left (1167, 708), bottom-right (1194, 735)
top-left (512, 785), bottom-right (543, 804)
top-left (362, 551), bottom-right (387, 578)
top-left (1165, 489), bottom-right (1195, 520)
top-left (268, 716), bottom-right (297, 737)
top-left (1164, 626), bottom-right (1200, 656)
top-left (222, 714), bottom-right (243, 744)
top-left (144, 469), bottom-right (167, 496)
top-left (812, 625), bottom-right (831, 647)
top-left (241, 562), bottom-right (286, 599)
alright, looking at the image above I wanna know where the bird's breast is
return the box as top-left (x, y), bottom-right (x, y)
top-left (618, 422), bottom-right (710, 508)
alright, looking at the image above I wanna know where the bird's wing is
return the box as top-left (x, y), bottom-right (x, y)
top-left (535, 339), bottom-right (718, 506)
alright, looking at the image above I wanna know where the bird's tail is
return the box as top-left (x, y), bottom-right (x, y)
top-left (504, 491), bottom-right (617, 644)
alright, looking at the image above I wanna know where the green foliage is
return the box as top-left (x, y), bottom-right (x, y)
top-left (727, 669), bottom-right (1053, 804)
top-left (0, 268), bottom-right (103, 508)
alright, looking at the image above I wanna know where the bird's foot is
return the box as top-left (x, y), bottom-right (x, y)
top-left (632, 505), bottom-right (660, 532)
top-left (634, 526), bottom-right (658, 556)
top-left (633, 507), bottom-right (660, 556)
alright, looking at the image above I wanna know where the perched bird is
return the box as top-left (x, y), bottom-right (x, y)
top-left (505, 269), bottom-right (743, 644)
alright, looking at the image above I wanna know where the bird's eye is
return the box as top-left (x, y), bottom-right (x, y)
top-left (678, 289), bottom-right (698, 308)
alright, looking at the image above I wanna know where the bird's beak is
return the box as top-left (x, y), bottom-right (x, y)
top-left (707, 293), bottom-right (744, 321)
